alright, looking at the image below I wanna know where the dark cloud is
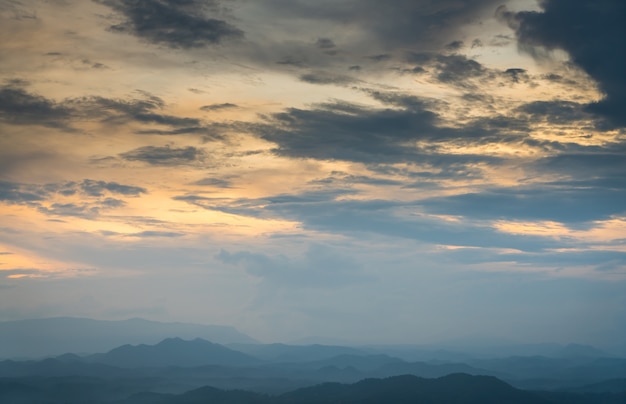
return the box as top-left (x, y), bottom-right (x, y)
top-left (79, 179), bottom-right (146, 197)
top-left (309, 172), bottom-right (403, 187)
top-left (498, 0), bottom-right (626, 127)
top-left (503, 68), bottom-right (529, 83)
top-left (75, 94), bottom-right (201, 127)
top-left (516, 100), bottom-right (590, 125)
top-left (445, 40), bottom-right (464, 51)
top-left (251, 100), bottom-right (436, 162)
top-left (248, 92), bottom-right (526, 164)
top-left (265, 0), bottom-right (501, 51)
top-left (119, 145), bottom-right (205, 165)
top-left (199, 102), bottom-right (238, 111)
top-left (421, 186), bottom-right (626, 224)
top-left (367, 54), bottom-right (392, 62)
top-left (0, 86), bottom-right (71, 128)
top-left (0, 181), bottom-right (47, 203)
top-left (100, 197), bottom-right (126, 208)
top-left (130, 231), bottom-right (183, 237)
top-left (38, 203), bottom-right (99, 218)
top-left (96, 0), bottom-right (243, 48)
top-left (315, 38), bottom-right (336, 49)
top-left (191, 178), bottom-right (233, 188)
top-left (406, 52), bottom-right (489, 87)
top-left (299, 71), bottom-right (357, 86)
top-left (0, 179), bottom-right (147, 219)
top-left (0, 86), bottom-right (208, 134)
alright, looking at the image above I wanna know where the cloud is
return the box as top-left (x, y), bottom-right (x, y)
top-left (421, 186), bottom-right (626, 224)
top-left (0, 181), bottom-right (47, 203)
top-left (119, 145), bottom-right (205, 165)
top-left (247, 92), bottom-right (525, 164)
top-left (177, 190), bottom-right (560, 252)
top-left (498, 0), bottom-right (626, 127)
top-left (0, 85), bottom-right (71, 128)
top-left (315, 38), bottom-right (336, 49)
top-left (216, 244), bottom-right (370, 288)
top-left (299, 71), bottom-right (358, 86)
top-left (262, 0), bottom-right (502, 51)
top-left (96, 0), bottom-right (244, 48)
top-left (0, 86), bottom-right (206, 133)
top-left (130, 231), bottom-right (184, 237)
top-left (406, 52), bottom-right (498, 88)
top-left (75, 93), bottom-right (201, 128)
top-left (79, 179), bottom-right (146, 197)
top-left (200, 103), bottom-right (238, 111)
top-left (191, 178), bottom-right (233, 188)
top-left (0, 180), bottom-right (146, 219)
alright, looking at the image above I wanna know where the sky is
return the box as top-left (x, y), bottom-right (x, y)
top-left (0, 0), bottom-right (625, 349)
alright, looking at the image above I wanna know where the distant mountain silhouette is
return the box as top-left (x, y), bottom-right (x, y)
top-left (0, 317), bottom-right (256, 358)
top-left (277, 373), bottom-right (551, 404)
top-left (227, 343), bottom-right (367, 363)
top-left (86, 337), bottom-right (260, 368)
top-left (556, 343), bottom-right (611, 359)
top-left (373, 360), bottom-right (498, 379)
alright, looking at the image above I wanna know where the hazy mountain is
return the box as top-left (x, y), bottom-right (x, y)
top-left (31, 373), bottom-right (615, 404)
top-left (0, 317), bottom-right (256, 358)
top-left (86, 337), bottom-right (259, 368)
top-left (277, 373), bottom-right (552, 404)
top-left (227, 343), bottom-right (367, 363)
top-left (556, 344), bottom-right (611, 359)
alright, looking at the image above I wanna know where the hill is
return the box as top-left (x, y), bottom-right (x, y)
top-left (86, 337), bottom-right (259, 368)
top-left (0, 317), bottom-right (256, 358)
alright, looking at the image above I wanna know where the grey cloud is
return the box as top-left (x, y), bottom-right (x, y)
top-left (315, 38), bottom-right (336, 49)
top-left (96, 0), bottom-right (243, 48)
top-left (38, 203), bottom-right (98, 218)
top-left (367, 54), bottom-right (392, 62)
top-left (130, 231), bottom-right (183, 237)
top-left (191, 178), bottom-right (233, 188)
top-left (0, 180), bottom-right (146, 219)
top-left (0, 85), bottom-right (208, 133)
top-left (119, 145), bottom-right (205, 165)
top-left (79, 179), bottom-right (146, 197)
top-left (177, 190), bottom-right (560, 252)
top-left (299, 71), bottom-right (357, 86)
top-left (247, 92), bottom-right (526, 164)
top-left (264, 0), bottom-right (502, 51)
top-left (100, 197), bottom-right (126, 208)
top-left (445, 40), bottom-right (464, 51)
top-left (421, 186), bottom-right (626, 224)
top-left (406, 52), bottom-right (489, 87)
top-left (498, 0), bottom-right (626, 127)
top-left (503, 68), bottom-right (529, 83)
top-left (516, 100), bottom-right (592, 126)
top-left (200, 103), bottom-right (238, 111)
top-left (0, 86), bottom-right (71, 128)
top-left (75, 94), bottom-right (201, 128)
top-left (0, 181), bottom-right (47, 203)
top-left (216, 244), bottom-right (369, 288)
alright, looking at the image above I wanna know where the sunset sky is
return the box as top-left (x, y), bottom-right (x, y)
top-left (1, 0), bottom-right (625, 349)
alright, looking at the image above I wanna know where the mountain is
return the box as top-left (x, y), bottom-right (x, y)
top-left (0, 317), bottom-right (256, 358)
top-left (86, 337), bottom-right (260, 368)
top-left (555, 343), bottom-right (611, 359)
top-left (278, 373), bottom-right (551, 404)
top-left (227, 343), bottom-right (367, 363)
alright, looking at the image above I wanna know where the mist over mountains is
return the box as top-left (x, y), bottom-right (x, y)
top-left (0, 317), bottom-right (256, 358)
top-left (1, 317), bottom-right (625, 403)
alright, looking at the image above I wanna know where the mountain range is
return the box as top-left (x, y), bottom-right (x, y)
top-left (0, 317), bottom-right (256, 358)
top-left (1, 318), bottom-right (625, 402)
